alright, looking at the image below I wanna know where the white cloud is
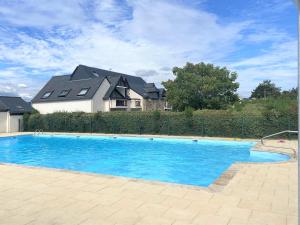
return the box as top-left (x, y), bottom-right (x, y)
top-left (93, 0), bottom-right (131, 26)
top-left (0, 0), bottom-right (89, 28)
top-left (244, 29), bottom-right (290, 44)
top-left (230, 40), bottom-right (297, 96)
top-left (18, 83), bottom-right (28, 88)
top-left (0, 67), bottom-right (46, 100)
top-left (0, 0), bottom-right (296, 99)
top-left (123, 1), bottom-right (248, 61)
top-left (232, 40), bottom-right (296, 68)
top-left (0, 0), bottom-right (249, 97)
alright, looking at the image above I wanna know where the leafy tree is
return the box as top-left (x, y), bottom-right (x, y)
top-left (281, 88), bottom-right (297, 99)
top-left (162, 62), bottom-right (239, 111)
top-left (251, 80), bottom-right (281, 99)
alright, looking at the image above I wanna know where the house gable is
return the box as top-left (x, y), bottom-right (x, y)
top-left (92, 78), bottom-right (110, 112)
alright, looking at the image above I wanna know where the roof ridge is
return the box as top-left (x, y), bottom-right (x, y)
top-left (79, 64), bottom-right (144, 80)
top-left (0, 96), bottom-right (21, 98)
top-left (52, 74), bottom-right (71, 77)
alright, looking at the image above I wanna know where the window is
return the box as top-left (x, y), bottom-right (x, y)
top-left (77, 88), bottom-right (89, 96)
top-left (135, 100), bottom-right (141, 107)
top-left (58, 89), bottom-right (71, 97)
top-left (92, 72), bottom-right (99, 77)
top-left (116, 100), bottom-right (127, 107)
top-left (41, 91), bottom-right (52, 99)
top-left (16, 106), bottom-right (24, 110)
top-left (117, 78), bottom-right (128, 88)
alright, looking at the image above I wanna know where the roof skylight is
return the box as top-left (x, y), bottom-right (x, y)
top-left (41, 91), bottom-right (52, 99)
top-left (77, 88), bottom-right (89, 96)
top-left (58, 89), bottom-right (71, 97)
top-left (92, 72), bottom-right (100, 77)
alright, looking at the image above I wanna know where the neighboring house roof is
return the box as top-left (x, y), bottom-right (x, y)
top-left (32, 65), bottom-right (166, 103)
top-left (0, 96), bottom-right (32, 115)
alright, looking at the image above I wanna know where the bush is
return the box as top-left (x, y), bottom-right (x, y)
top-left (24, 110), bottom-right (298, 139)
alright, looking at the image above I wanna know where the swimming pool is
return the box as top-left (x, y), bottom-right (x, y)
top-left (0, 135), bottom-right (289, 187)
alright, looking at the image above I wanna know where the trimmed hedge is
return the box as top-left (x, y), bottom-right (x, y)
top-left (23, 110), bottom-right (298, 138)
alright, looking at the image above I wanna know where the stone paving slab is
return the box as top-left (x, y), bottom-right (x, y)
top-left (0, 133), bottom-right (297, 225)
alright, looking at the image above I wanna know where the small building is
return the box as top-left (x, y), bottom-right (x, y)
top-left (0, 96), bottom-right (33, 132)
top-left (32, 65), bottom-right (171, 114)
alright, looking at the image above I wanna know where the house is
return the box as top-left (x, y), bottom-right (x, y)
top-left (32, 65), bottom-right (171, 114)
top-left (0, 96), bottom-right (33, 132)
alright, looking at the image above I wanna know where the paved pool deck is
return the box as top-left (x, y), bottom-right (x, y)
top-left (0, 133), bottom-right (297, 225)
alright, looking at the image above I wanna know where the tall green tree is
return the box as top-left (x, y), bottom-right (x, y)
top-left (251, 80), bottom-right (281, 99)
top-left (162, 62), bottom-right (239, 111)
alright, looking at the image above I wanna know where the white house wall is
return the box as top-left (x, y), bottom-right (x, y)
top-left (0, 112), bottom-right (8, 132)
top-left (8, 115), bottom-right (23, 132)
top-left (0, 113), bottom-right (22, 133)
top-left (103, 100), bottom-right (110, 112)
top-left (92, 78), bottom-right (110, 112)
top-left (127, 89), bottom-right (144, 110)
top-left (32, 100), bottom-right (93, 114)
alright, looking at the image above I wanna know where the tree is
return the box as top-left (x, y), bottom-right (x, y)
top-left (162, 62), bottom-right (239, 111)
top-left (281, 88), bottom-right (297, 99)
top-left (251, 80), bottom-right (281, 99)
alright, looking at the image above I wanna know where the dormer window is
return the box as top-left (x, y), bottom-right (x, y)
top-left (117, 77), bottom-right (128, 88)
top-left (41, 91), bottom-right (52, 99)
top-left (77, 88), bottom-right (89, 96)
top-left (58, 89), bottom-right (71, 97)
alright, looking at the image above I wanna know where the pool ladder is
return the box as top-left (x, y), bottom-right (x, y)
top-left (34, 129), bottom-right (44, 136)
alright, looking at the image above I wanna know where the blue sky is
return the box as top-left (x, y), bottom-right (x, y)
top-left (0, 0), bottom-right (297, 100)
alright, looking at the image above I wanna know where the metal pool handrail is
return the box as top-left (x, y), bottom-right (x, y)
top-left (261, 130), bottom-right (298, 145)
top-left (261, 130), bottom-right (298, 158)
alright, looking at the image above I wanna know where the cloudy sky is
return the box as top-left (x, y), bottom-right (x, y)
top-left (0, 0), bottom-right (297, 100)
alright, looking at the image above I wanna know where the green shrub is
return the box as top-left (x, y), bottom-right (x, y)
top-left (24, 110), bottom-right (297, 139)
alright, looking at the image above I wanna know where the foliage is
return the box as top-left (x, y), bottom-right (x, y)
top-left (152, 110), bottom-right (161, 133)
top-left (251, 80), bottom-right (281, 99)
top-left (162, 62), bottom-right (239, 111)
top-left (230, 96), bottom-right (297, 116)
top-left (281, 88), bottom-right (297, 99)
top-left (24, 110), bottom-right (297, 139)
top-left (184, 107), bottom-right (194, 128)
top-left (184, 107), bottom-right (194, 118)
top-left (262, 97), bottom-right (297, 119)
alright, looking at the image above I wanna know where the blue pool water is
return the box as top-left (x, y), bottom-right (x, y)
top-left (0, 135), bottom-right (289, 186)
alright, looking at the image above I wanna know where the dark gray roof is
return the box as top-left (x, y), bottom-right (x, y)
top-left (110, 90), bottom-right (130, 100)
top-left (32, 74), bottom-right (106, 103)
top-left (158, 88), bottom-right (166, 98)
top-left (144, 83), bottom-right (158, 92)
top-left (32, 65), bottom-right (165, 103)
top-left (0, 96), bottom-right (32, 115)
top-left (0, 101), bottom-right (8, 112)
